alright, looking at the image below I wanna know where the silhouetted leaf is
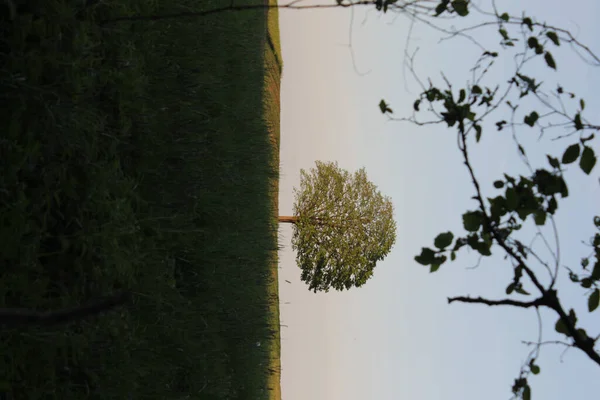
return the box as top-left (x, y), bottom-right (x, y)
top-left (434, 231), bottom-right (454, 249)
top-left (589, 289), bottom-right (599, 312)
top-left (580, 98), bottom-right (585, 110)
top-left (505, 282), bottom-right (515, 295)
top-left (522, 17), bottom-right (533, 31)
top-left (462, 211), bottom-right (482, 232)
top-left (474, 124), bottom-right (482, 142)
top-left (505, 187), bottom-right (518, 210)
top-left (524, 111), bottom-right (539, 126)
top-left (555, 318), bottom-right (569, 335)
top-left (379, 99), bottom-right (387, 113)
top-left (544, 51), bottom-right (556, 69)
top-left (515, 286), bottom-right (530, 295)
top-left (546, 155), bottom-right (560, 169)
top-left (472, 85), bottom-right (482, 94)
top-left (458, 89), bottom-right (466, 103)
top-left (500, 12), bottom-right (509, 21)
top-left (580, 146), bottom-right (596, 175)
top-left (574, 113), bottom-right (583, 130)
top-left (435, 0), bottom-right (449, 16)
top-left (562, 143), bottom-right (580, 164)
top-left (413, 99), bottom-right (421, 111)
top-left (493, 180), bottom-right (504, 189)
top-left (523, 384), bottom-right (531, 400)
top-left (451, 0), bottom-right (469, 16)
top-left (499, 28), bottom-right (509, 40)
top-left (534, 210), bottom-right (546, 226)
top-left (530, 364), bottom-right (540, 375)
top-left (593, 261), bottom-right (600, 280)
top-left (546, 31), bottom-right (560, 45)
top-left (527, 37), bottom-right (539, 49)
top-left (415, 247), bottom-right (436, 265)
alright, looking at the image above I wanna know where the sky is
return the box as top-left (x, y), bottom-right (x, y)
top-left (276, 1), bottom-right (600, 400)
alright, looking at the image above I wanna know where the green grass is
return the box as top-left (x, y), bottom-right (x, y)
top-left (0, 0), bottom-right (282, 398)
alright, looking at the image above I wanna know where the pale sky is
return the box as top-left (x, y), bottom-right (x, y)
top-left (277, 1), bottom-right (600, 399)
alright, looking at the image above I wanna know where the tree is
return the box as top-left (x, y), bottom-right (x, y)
top-left (279, 161), bottom-right (396, 292)
top-left (375, 2), bottom-right (600, 399)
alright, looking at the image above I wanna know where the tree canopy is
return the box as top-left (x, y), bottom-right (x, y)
top-left (287, 161), bottom-right (396, 292)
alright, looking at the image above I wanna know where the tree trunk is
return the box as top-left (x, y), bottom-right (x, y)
top-left (278, 216), bottom-right (298, 224)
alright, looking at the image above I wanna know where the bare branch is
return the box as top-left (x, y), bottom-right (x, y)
top-left (448, 295), bottom-right (543, 308)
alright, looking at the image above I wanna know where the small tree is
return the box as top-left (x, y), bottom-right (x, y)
top-left (279, 161), bottom-right (396, 292)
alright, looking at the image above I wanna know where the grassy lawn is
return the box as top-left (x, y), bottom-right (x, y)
top-left (0, 0), bottom-right (281, 398)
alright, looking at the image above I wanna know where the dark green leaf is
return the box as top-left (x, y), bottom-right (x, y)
top-left (450, 251), bottom-right (456, 261)
top-left (580, 98), bottom-right (585, 110)
top-left (475, 124), bottom-right (482, 142)
top-left (499, 12), bottom-right (509, 21)
top-left (493, 180), bottom-right (504, 189)
top-left (505, 187), bottom-right (518, 210)
top-left (562, 143), bottom-right (580, 164)
top-left (544, 51), bottom-right (557, 69)
top-left (524, 111), bottom-right (539, 127)
top-left (413, 99), bottom-right (421, 111)
top-left (505, 282), bottom-right (515, 295)
top-left (581, 258), bottom-right (589, 269)
top-left (547, 196), bottom-right (558, 214)
top-left (458, 89), bottom-right (466, 103)
top-left (582, 278), bottom-right (593, 288)
top-left (523, 384), bottom-right (531, 400)
top-left (462, 211), bottom-right (482, 232)
top-left (434, 231), bottom-right (454, 249)
top-left (588, 289), bottom-right (600, 312)
top-left (435, 0), bottom-right (449, 16)
top-left (415, 247), bottom-right (436, 266)
top-left (569, 271), bottom-right (579, 282)
top-left (499, 28), bottom-right (509, 40)
top-left (522, 17), bottom-right (533, 31)
top-left (451, 0), bottom-right (469, 16)
top-left (574, 113), bottom-right (583, 130)
top-left (546, 155), bottom-right (560, 169)
top-left (472, 85), bottom-right (482, 94)
top-left (534, 210), bottom-right (547, 226)
top-left (579, 146), bottom-right (596, 175)
top-left (535, 44), bottom-right (544, 55)
top-left (593, 260), bottom-right (600, 280)
top-left (527, 37), bottom-right (539, 49)
top-left (515, 286), bottom-right (530, 295)
top-left (546, 31), bottom-right (560, 45)
top-left (379, 99), bottom-right (389, 113)
top-left (555, 318), bottom-right (569, 335)
top-left (530, 364), bottom-right (540, 375)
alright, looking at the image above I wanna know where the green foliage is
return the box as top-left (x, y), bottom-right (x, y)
top-left (580, 146), bottom-right (596, 174)
top-left (434, 232), bottom-right (454, 249)
top-left (546, 31), bottom-right (560, 46)
top-left (292, 161), bottom-right (397, 292)
top-left (388, 3), bottom-right (600, 395)
top-left (544, 52), bottom-right (557, 69)
top-left (588, 289), bottom-right (599, 312)
top-left (562, 143), bottom-right (580, 164)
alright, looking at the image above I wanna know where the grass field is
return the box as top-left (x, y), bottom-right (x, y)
top-left (0, 0), bottom-right (282, 398)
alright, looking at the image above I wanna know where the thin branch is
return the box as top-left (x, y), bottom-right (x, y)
top-left (447, 295), bottom-right (543, 308)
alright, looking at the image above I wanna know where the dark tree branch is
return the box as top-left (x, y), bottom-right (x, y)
top-left (448, 295), bottom-right (543, 308)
